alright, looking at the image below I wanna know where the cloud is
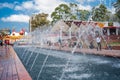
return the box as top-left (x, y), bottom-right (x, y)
top-left (76, 0), bottom-right (95, 3)
top-left (0, 2), bottom-right (14, 9)
top-left (15, 1), bottom-right (34, 10)
top-left (14, 0), bottom-right (67, 21)
top-left (78, 4), bottom-right (92, 11)
top-left (13, 0), bottom-right (93, 21)
top-left (1, 14), bottom-right (30, 23)
top-left (87, 0), bottom-right (96, 2)
top-left (15, 0), bottom-right (66, 12)
top-left (34, 0), bottom-right (66, 12)
top-left (33, 0), bottom-right (67, 20)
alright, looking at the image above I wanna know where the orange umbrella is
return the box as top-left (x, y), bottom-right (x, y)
top-left (97, 22), bottom-right (105, 28)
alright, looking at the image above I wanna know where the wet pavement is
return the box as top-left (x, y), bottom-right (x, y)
top-left (0, 46), bottom-right (32, 80)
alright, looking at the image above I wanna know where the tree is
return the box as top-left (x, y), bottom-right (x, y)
top-left (30, 13), bottom-right (50, 31)
top-left (113, 0), bottom-right (120, 22)
top-left (69, 3), bottom-right (78, 20)
top-left (106, 11), bottom-right (120, 22)
top-left (51, 4), bottom-right (70, 23)
top-left (92, 4), bottom-right (108, 21)
top-left (77, 10), bottom-right (90, 21)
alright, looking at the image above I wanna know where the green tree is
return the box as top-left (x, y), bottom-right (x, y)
top-left (30, 13), bottom-right (49, 31)
top-left (69, 3), bottom-right (78, 20)
top-left (77, 10), bottom-right (90, 21)
top-left (92, 4), bottom-right (108, 21)
top-left (106, 11), bottom-right (120, 22)
top-left (113, 0), bottom-right (120, 22)
top-left (51, 4), bottom-right (70, 23)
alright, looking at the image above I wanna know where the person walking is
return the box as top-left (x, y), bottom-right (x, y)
top-left (96, 36), bottom-right (102, 51)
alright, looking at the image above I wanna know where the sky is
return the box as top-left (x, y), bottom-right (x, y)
top-left (0, 0), bottom-right (116, 32)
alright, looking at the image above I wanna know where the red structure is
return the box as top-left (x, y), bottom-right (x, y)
top-left (19, 29), bottom-right (25, 35)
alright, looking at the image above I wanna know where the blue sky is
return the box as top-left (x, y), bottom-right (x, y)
top-left (0, 0), bottom-right (116, 32)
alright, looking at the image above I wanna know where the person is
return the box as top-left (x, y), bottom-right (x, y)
top-left (58, 38), bottom-right (62, 49)
top-left (107, 44), bottom-right (112, 50)
top-left (89, 41), bottom-right (94, 49)
top-left (96, 36), bottom-right (102, 51)
top-left (4, 40), bottom-right (7, 48)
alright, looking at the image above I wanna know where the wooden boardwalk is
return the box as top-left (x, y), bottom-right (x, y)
top-left (0, 46), bottom-right (32, 80)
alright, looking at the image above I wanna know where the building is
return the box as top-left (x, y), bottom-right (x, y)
top-left (48, 20), bottom-right (120, 47)
top-left (103, 22), bottom-right (120, 36)
top-left (52, 20), bottom-right (120, 36)
top-left (0, 28), bottom-right (11, 35)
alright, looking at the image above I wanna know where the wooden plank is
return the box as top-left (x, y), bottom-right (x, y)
top-left (6, 50), bottom-right (13, 80)
top-left (0, 46), bottom-right (19, 80)
top-left (10, 46), bottom-right (32, 80)
top-left (0, 64), bottom-right (4, 79)
top-left (0, 47), bottom-right (7, 80)
top-left (15, 55), bottom-right (32, 80)
top-left (0, 63), bottom-right (7, 80)
top-left (12, 57), bottom-right (19, 80)
top-left (6, 60), bottom-right (13, 80)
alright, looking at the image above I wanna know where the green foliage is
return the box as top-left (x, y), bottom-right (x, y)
top-left (109, 42), bottom-right (120, 46)
top-left (51, 3), bottom-right (119, 22)
top-left (69, 3), bottom-right (78, 20)
top-left (51, 4), bottom-right (70, 23)
top-left (108, 22), bottom-right (113, 26)
top-left (92, 4), bottom-right (109, 21)
top-left (113, 0), bottom-right (120, 22)
top-left (77, 10), bottom-right (90, 21)
top-left (51, 3), bottom-right (90, 23)
top-left (30, 13), bottom-right (50, 31)
top-left (70, 15), bottom-right (77, 20)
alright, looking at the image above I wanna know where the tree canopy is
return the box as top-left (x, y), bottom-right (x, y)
top-left (30, 13), bottom-right (50, 31)
top-left (51, 4), bottom-right (70, 23)
top-left (51, 3), bottom-right (90, 23)
top-left (113, 0), bottom-right (120, 22)
top-left (92, 4), bottom-right (109, 21)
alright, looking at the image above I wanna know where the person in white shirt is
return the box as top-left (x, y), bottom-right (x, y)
top-left (96, 36), bottom-right (102, 51)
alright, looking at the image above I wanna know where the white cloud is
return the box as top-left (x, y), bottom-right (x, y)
top-left (1, 14), bottom-right (30, 23)
top-left (14, 0), bottom-right (67, 21)
top-left (76, 0), bottom-right (95, 3)
top-left (13, 0), bottom-right (92, 21)
top-left (15, 6), bottom-right (22, 10)
top-left (33, 0), bottom-right (67, 20)
top-left (0, 2), bottom-right (14, 9)
top-left (78, 4), bottom-right (92, 11)
top-left (87, 0), bottom-right (95, 2)
top-left (15, 1), bottom-right (34, 10)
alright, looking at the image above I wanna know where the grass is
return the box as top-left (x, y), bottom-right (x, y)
top-left (109, 42), bottom-right (120, 46)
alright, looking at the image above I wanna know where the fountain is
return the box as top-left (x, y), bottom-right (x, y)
top-left (13, 1), bottom-right (120, 79)
top-left (13, 20), bottom-right (120, 80)
top-left (14, 45), bottom-right (120, 80)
